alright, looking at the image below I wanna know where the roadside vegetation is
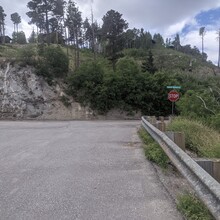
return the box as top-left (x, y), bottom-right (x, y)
top-left (138, 128), bottom-right (170, 169)
top-left (177, 193), bottom-right (214, 220)
top-left (167, 117), bottom-right (220, 158)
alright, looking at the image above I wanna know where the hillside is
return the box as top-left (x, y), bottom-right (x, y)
top-left (0, 43), bottom-right (218, 76)
top-left (0, 43), bottom-right (220, 120)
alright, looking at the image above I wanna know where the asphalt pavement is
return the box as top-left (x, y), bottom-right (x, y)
top-left (0, 120), bottom-right (182, 220)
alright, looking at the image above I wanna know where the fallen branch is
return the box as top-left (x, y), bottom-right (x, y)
top-left (196, 95), bottom-right (216, 115)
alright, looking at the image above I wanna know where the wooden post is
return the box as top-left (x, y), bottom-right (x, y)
top-left (159, 116), bottom-right (164, 122)
top-left (213, 160), bottom-right (220, 183)
top-left (165, 131), bottom-right (185, 151)
top-left (195, 159), bottom-right (214, 177)
top-left (174, 132), bottom-right (185, 151)
top-left (156, 122), bottom-right (166, 132)
top-left (149, 116), bottom-right (157, 124)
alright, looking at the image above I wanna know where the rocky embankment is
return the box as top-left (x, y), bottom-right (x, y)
top-left (0, 62), bottom-right (93, 120)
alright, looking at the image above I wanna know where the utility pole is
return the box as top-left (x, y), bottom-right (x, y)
top-left (199, 27), bottom-right (205, 60)
top-left (218, 29), bottom-right (220, 68)
top-left (91, 0), bottom-right (96, 60)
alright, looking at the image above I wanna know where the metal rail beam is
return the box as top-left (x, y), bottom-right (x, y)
top-left (141, 116), bottom-right (220, 220)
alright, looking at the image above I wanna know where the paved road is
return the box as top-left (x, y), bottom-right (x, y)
top-left (0, 121), bottom-right (182, 220)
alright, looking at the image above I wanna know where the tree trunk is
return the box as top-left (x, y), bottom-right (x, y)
top-left (2, 23), bottom-right (5, 44)
top-left (75, 29), bottom-right (80, 69)
top-left (45, 9), bottom-right (50, 44)
top-left (218, 29), bottom-right (220, 68)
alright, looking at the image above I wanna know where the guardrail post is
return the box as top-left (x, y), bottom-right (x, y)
top-left (156, 122), bottom-right (166, 132)
top-left (159, 116), bottom-right (164, 122)
top-left (165, 131), bottom-right (185, 151)
top-left (213, 160), bottom-right (220, 183)
top-left (149, 116), bottom-right (157, 124)
top-left (195, 159), bottom-right (214, 177)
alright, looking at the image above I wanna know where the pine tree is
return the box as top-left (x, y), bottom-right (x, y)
top-left (101, 9), bottom-right (128, 71)
top-left (27, 0), bottom-right (65, 44)
top-left (0, 6), bottom-right (6, 44)
top-left (29, 29), bottom-right (37, 43)
top-left (142, 50), bottom-right (157, 74)
top-left (65, 0), bottom-right (82, 69)
top-left (11, 13), bottom-right (21, 33)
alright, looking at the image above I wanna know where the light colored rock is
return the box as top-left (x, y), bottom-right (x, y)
top-left (0, 62), bottom-right (93, 120)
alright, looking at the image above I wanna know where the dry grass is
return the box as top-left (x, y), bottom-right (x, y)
top-left (167, 117), bottom-right (220, 158)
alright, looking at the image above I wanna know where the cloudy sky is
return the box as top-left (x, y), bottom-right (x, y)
top-left (2, 0), bottom-right (220, 64)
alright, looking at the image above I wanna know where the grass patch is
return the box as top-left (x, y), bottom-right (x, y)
top-left (177, 193), bottom-right (214, 220)
top-left (167, 117), bottom-right (220, 158)
top-left (138, 128), bottom-right (170, 168)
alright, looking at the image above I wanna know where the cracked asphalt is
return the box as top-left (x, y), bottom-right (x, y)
top-left (0, 120), bottom-right (182, 220)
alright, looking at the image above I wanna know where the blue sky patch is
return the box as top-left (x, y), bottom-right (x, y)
top-left (181, 7), bottom-right (220, 35)
top-left (195, 7), bottom-right (220, 26)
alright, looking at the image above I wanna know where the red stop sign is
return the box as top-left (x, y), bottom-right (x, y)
top-left (168, 90), bottom-right (179, 102)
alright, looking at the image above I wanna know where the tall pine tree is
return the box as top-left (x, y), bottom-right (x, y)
top-left (101, 9), bottom-right (128, 71)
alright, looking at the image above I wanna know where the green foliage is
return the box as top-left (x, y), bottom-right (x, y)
top-left (177, 193), bottom-right (214, 220)
top-left (210, 113), bottom-right (220, 131)
top-left (174, 73), bottom-right (220, 130)
top-left (102, 9), bottom-right (128, 70)
top-left (36, 45), bottom-right (69, 81)
top-left (67, 57), bottom-right (179, 115)
top-left (123, 48), bottom-right (147, 58)
top-left (142, 50), bottom-right (157, 74)
top-left (138, 128), bottom-right (170, 168)
top-left (167, 117), bottom-right (220, 158)
top-left (177, 90), bottom-right (217, 119)
top-left (28, 30), bottom-right (37, 43)
top-left (68, 62), bottom-right (106, 111)
top-left (116, 57), bottom-right (139, 75)
top-left (12, 31), bottom-right (27, 44)
top-left (10, 12), bottom-right (21, 33)
top-left (17, 44), bottom-right (37, 66)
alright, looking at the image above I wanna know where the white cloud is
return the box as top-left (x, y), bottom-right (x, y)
top-left (181, 29), bottom-right (219, 64)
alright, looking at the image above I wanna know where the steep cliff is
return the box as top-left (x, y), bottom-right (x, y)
top-left (0, 62), bottom-right (93, 120)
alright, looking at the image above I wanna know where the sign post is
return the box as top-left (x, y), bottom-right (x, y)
top-left (168, 90), bottom-right (180, 115)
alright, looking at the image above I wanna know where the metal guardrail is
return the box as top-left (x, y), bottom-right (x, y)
top-left (141, 116), bottom-right (220, 220)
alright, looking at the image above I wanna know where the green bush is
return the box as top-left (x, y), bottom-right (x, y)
top-left (210, 113), bottom-right (220, 131)
top-left (177, 193), bottom-right (214, 220)
top-left (17, 45), bottom-right (37, 66)
top-left (177, 90), bottom-right (218, 119)
top-left (124, 48), bottom-right (147, 58)
top-left (67, 58), bottom-right (180, 115)
top-left (68, 62), bottom-right (106, 112)
top-left (138, 128), bottom-right (170, 168)
top-left (36, 45), bottom-right (69, 80)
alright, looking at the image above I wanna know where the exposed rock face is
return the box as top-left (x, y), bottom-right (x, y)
top-left (0, 63), bottom-right (93, 120)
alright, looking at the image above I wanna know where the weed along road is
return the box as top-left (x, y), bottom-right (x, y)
top-left (0, 121), bottom-right (182, 220)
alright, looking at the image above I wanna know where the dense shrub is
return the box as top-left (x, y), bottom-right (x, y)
top-left (67, 58), bottom-right (178, 115)
top-left (36, 45), bottom-right (69, 81)
top-left (17, 45), bottom-right (37, 66)
top-left (68, 62), bottom-right (105, 111)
